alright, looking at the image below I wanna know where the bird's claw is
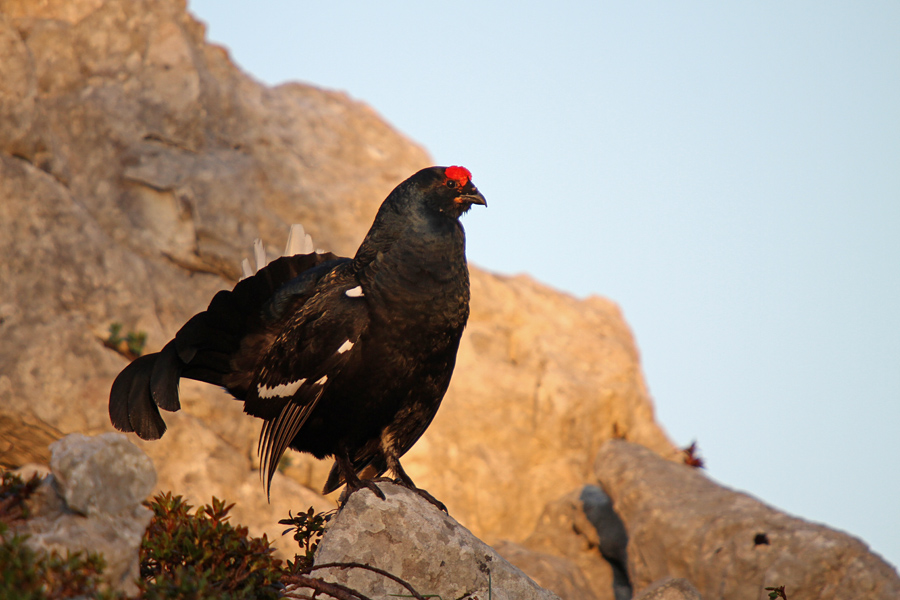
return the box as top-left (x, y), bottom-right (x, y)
top-left (340, 478), bottom-right (386, 506)
top-left (393, 479), bottom-right (448, 513)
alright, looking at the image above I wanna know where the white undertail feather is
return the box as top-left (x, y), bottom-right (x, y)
top-left (284, 224), bottom-right (315, 256)
top-left (254, 239), bottom-right (267, 273)
top-left (240, 224), bottom-right (317, 280)
top-left (240, 258), bottom-right (254, 280)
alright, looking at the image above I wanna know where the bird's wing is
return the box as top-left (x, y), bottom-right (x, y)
top-left (242, 272), bottom-right (371, 496)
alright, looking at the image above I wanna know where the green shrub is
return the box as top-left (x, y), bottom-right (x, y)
top-left (2, 471), bottom-right (344, 599)
top-left (140, 493), bottom-right (283, 600)
top-left (1, 471), bottom-right (122, 600)
top-left (278, 506), bottom-right (333, 573)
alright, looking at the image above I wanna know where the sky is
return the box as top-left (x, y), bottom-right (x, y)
top-left (188, 1), bottom-right (899, 568)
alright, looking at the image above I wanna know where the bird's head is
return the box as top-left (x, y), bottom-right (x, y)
top-left (408, 165), bottom-right (487, 220)
top-left (355, 165), bottom-right (486, 262)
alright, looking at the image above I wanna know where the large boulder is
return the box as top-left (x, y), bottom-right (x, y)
top-left (306, 482), bottom-right (562, 600)
top-left (13, 433), bottom-right (156, 596)
top-left (595, 440), bottom-right (900, 600)
top-left (0, 0), bottom-right (674, 550)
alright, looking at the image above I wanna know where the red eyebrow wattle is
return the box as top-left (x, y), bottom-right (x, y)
top-left (445, 165), bottom-right (471, 186)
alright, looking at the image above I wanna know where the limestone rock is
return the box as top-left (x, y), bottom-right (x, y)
top-left (307, 482), bottom-right (562, 600)
top-left (0, 0), bottom-right (673, 553)
top-left (49, 432), bottom-right (155, 516)
top-left (594, 440), bottom-right (900, 600)
top-left (15, 433), bottom-right (156, 596)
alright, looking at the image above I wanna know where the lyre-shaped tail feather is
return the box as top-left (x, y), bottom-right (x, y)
top-left (109, 353), bottom-right (168, 440)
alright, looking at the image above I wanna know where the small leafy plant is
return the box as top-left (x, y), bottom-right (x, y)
top-left (1, 472), bottom-right (122, 600)
top-left (278, 507), bottom-right (333, 572)
top-left (140, 493), bottom-right (283, 600)
top-left (766, 585), bottom-right (788, 600)
top-left (0, 471), bottom-right (42, 525)
top-left (0, 524), bottom-right (123, 600)
top-left (681, 440), bottom-right (705, 468)
top-left (104, 322), bottom-right (148, 359)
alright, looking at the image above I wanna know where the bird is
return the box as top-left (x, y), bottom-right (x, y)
top-left (109, 165), bottom-right (486, 508)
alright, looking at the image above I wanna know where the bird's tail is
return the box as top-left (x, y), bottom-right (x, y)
top-left (108, 226), bottom-right (340, 441)
top-left (108, 351), bottom-right (174, 440)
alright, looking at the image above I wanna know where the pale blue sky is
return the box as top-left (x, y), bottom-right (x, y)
top-left (189, 1), bottom-right (899, 567)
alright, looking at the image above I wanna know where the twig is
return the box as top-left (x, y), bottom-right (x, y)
top-left (311, 562), bottom-right (430, 600)
top-left (282, 573), bottom-right (374, 600)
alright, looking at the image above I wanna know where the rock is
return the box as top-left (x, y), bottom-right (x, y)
top-left (306, 482), bottom-right (562, 600)
top-left (595, 440), bottom-right (900, 600)
top-left (0, 0), bottom-right (673, 554)
top-left (493, 540), bottom-right (599, 600)
top-left (579, 485), bottom-right (632, 600)
top-left (49, 432), bottom-right (155, 516)
top-left (14, 433), bottom-right (156, 596)
top-left (506, 486), bottom-right (631, 600)
top-left (578, 486), bottom-right (629, 567)
top-left (517, 486), bottom-right (631, 600)
top-left (633, 577), bottom-right (701, 600)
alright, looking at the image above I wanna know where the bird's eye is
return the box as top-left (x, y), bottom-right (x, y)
top-left (446, 179), bottom-right (457, 189)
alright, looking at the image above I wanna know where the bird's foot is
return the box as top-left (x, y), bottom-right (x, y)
top-left (339, 478), bottom-right (386, 506)
top-left (394, 479), bottom-right (448, 513)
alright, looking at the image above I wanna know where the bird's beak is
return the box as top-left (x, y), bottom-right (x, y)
top-left (457, 189), bottom-right (487, 207)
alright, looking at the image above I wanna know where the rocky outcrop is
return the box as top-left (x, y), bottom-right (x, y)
top-left (12, 433), bottom-right (155, 596)
top-left (595, 440), bottom-right (900, 600)
top-left (303, 482), bottom-right (562, 600)
top-left (0, 0), bottom-right (674, 553)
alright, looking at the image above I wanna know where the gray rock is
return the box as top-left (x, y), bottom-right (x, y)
top-left (595, 440), bottom-right (900, 600)
top-left (16, 433), bottom-right (156, 596)
top-left (633, 577), bottom-right (701, 600)
top-left (512, 486), bottom-right (630, 600)
top-left (579, 485), bottom-right (629, 567)
top-left (307, 482), bottom-right (562, 600)
top-left (50, 432), bottom-right (155, 516)
top-left (579, 485), bottom-right (631, 600)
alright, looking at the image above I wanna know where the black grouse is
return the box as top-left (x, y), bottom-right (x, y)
top-left (109, 166), bottom-right (485, 506)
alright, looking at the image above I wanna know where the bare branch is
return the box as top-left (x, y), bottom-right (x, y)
top-left (311, 562), bottom-right (430, 600)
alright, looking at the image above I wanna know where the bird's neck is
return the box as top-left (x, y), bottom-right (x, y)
top-left (356, 216), bottom-right (470, 330)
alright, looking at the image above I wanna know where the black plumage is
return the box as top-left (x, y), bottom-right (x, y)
top-left (109, 166), bottom-right (485, 504)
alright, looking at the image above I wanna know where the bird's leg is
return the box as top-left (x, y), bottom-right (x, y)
top-left (388, 454), bottom-right (448, 513)
top-left (336, 448), bottom-right (385, 503)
